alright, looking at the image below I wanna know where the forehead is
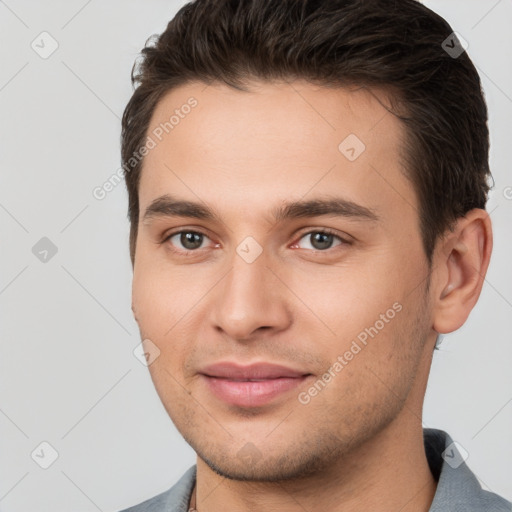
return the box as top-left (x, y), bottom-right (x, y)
top-left (146, 80), bottom-right (400, 151)
top-left (138, 79), bottom-right (415, 226)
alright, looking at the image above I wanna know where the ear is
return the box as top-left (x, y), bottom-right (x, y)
top-left (131, 302), bottom-right (139, 323)
top-left (431, 208), bottom-right (493, 334)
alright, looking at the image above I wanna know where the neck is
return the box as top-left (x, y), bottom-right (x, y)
top-left (193, 415), bottom-right (436, 512)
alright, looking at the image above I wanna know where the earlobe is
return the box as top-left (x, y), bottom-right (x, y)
top-left (432, 209), bottom-right (492, 334)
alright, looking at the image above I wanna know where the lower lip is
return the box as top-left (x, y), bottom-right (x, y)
top-left (201, 374), bottom-right (311, 408)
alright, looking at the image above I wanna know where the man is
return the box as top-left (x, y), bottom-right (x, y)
top-left (119, 0), bottom-right (511, 510)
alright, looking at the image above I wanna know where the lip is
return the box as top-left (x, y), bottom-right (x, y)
top-left (199, 362), bottom-right (312, 408)
top-left (200, 361), bottom-right (309, 380)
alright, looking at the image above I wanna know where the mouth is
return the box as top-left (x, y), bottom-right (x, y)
top-left (200, 375), bottom-right (312, 407)
top-left (198, 361), bottom-right (313, 408)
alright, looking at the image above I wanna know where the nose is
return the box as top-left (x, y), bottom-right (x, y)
top-left (211, 250), bottom-right (292, 341)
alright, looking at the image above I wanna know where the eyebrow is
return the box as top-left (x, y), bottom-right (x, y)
top-left (142, 194), bottom-right (379, 224)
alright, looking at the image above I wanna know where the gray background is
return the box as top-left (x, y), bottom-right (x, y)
top-left (0, 1), bottom-right (511, 511)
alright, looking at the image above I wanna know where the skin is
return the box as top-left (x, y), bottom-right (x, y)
top-left (131, 79), bottom-right (492, 512)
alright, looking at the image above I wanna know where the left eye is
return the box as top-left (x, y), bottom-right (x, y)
top-left (294, 231), bottom-right (345, 251)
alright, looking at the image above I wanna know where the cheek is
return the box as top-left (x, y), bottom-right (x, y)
top-left (132, 258), bottom-right (191, 330)
top-left (282, 249), bottom-right (426, 383)
top-left (285, 262), bottom-right (402, 340)
top-left (132, 262), bottom-right (205, 373)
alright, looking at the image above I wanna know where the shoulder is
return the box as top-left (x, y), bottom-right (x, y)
top-left (424, 428), bottom-right (512, 511)
top-left (118, 465), bottom-right (196, 512)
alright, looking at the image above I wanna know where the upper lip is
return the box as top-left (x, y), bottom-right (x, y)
top-left (200, 362), bottom-right (311, 380)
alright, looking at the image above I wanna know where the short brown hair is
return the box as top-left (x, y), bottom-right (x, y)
top-left (121, 0), bottom-right (491, 265)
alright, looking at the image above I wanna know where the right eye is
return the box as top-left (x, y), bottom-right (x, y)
top-left (164, 230), bottom-right (214, 253)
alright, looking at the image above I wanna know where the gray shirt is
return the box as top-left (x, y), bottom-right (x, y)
top-left (120, 428), bottom-right (511, 511)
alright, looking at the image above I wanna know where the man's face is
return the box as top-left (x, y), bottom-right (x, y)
top-left (132, 80), bottom-right (436, 480)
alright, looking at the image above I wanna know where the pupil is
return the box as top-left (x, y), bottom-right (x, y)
top-left (312, 232), bottom-right (332, 250)
top-left (182, 232), bottom-right (202, 249)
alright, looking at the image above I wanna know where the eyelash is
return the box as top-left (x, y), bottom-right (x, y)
top-left (161, 227), bottom-right (351, 256)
